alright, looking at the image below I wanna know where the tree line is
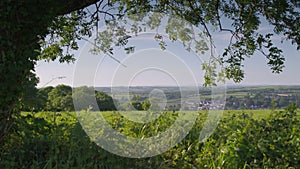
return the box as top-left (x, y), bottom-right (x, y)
top-left (21, 85), bottom-right (116, 112)
top-left (225, 93), bottom-right (300, 110)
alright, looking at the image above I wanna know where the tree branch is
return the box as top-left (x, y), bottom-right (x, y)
top-left (187, 0), bottom-right (212, 38)
top-left (54, 0), bottom-right (101, 16)
top-left (215, 0), bottom-right (234, 34)
top-left (81, 37), bottom-right (127, 67)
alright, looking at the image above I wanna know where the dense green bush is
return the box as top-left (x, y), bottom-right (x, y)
top-left (1, 106), bottom-right (299, 168)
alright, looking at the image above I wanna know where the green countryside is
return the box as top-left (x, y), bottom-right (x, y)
top-left (1, 0), bottom-right (300, 169)
top-left (2, 85), bottom-right (300, 168)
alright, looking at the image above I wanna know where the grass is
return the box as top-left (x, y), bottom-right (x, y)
top-left (222, 109), bottom-right (272, 119)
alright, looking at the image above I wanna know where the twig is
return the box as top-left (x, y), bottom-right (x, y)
top-left (81, 37), bottom-right (127, 67)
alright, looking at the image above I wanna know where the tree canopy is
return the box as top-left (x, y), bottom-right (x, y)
top-left (41, 0), bottom-right (300, 83)
top-left (0, 0), bottom-right (299, 141)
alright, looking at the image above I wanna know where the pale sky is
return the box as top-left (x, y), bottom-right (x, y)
top-left (35, 17), bottom-right (300, 88)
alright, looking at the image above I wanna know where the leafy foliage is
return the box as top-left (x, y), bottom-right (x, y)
top-left (1, 105), bottom-right (299, 168)
top-left (106, 0), bottom-right (299, 83)
top-left (47, 85), bottom-right (74, 112)
top-left (95, 90), bottom-right (117, 111)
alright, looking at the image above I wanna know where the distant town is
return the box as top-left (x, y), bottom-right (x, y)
top-left (97, 85), bottom-right (300, 111)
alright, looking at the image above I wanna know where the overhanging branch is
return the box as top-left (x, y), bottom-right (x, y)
top-left (54, 0), bottom-right (101, 16)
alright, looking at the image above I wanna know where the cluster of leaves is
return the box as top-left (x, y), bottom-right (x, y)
top-left (0, 0), bottom-right (50, 141)
top-left (1, 104), bottom-right (299, 168)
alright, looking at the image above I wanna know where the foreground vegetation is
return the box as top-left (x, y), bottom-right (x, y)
top-left (1, 105), bottom-right (299, 168)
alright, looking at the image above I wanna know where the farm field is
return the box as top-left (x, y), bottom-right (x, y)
top-left (1, 108), bottom-right (299, 169)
